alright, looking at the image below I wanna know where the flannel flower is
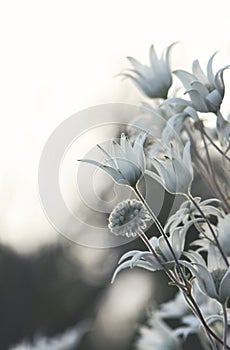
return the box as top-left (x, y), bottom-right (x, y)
top-left (111, 223), bottom-right (191, 282)
top-left (121, 43), bottom-right (176, 99)
top-left (78, 133), bottom-right (146, 188)
top-left (167, 53), bottom-right (229, 113)
top-left (193, 213), bottom-right (230, 257)
top-left (180, 245), bottom-right (230, 303)
top-left (146, 140), bottom-right (193, 195)
top-left (164, 197), bottom-right (222, 233)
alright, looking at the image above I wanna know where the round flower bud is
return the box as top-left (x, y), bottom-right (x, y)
top-left (108, 199), bottom-right (151, 237)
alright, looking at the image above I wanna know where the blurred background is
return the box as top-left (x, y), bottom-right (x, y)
top-left (0, 1), bottom-right (230, 349)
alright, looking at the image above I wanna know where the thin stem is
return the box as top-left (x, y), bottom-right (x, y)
top-left (138, 229), bottom-right (182, 287)
top-left (222, 301), bottom-right (228, 350)
top-left (187, 193), bottom-right (229, 267)
top-left (184, 124), bottom-right (221, 199)
top-left (138, 202), bottom-right (228, 348)
top-left (200, 127), bottom-right (230, 212)
top-left (203, 128), bottom-right (230, 162)
top-left (187, 293), bottom-right (229, 349)
top-left (134, 186), bottom-right (190, 288)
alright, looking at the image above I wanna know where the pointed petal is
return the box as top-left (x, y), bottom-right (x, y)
top-left (158, 236), bottom-right (173, 260)
top-left (120, 133), bottom-right (139, 165)
top-left (185, 89), bottom-right (209, 112)
top-left (118, 250), bottom-right (140, 264)
top-left (207, 244), bottom-right (226, 272)
top-left (97, 144), bottom-right (117, 168)
top-left (179, 261), bottom-right (218, 299)
top-left (183, 251), bottom-right (206, 266)
top-left (149, 44), bottom-right (159, 67)
top-left (173, 70), bottom-right (197, 90)
top-left (184, 106), bottom-right (199, 121)
top-left (207, 52), bottom-right (218, 84)
top-left (78, 159), bottom-right (124, 183)
top-left (190, 81), bottom-right (209, 97)
top-left (214, 66), bottom-right (230, 96)
top-left (127, 56), bottom-right (145, 71)
top-left (163, 41), bottom-right (178, 65)
top-left (111, 261), bottom-right (132, 283)
top-left (219, 267), bottom-right (230, 300)
top-left (133, 133), bottom-right (146, 172)
top-left (183, 141), bottom-right (193, 176)
top-left (192, 59), bottom-right (208, 85)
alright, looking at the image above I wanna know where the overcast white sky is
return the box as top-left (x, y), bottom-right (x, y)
top-left (0, 0), bottom-right (229, 253)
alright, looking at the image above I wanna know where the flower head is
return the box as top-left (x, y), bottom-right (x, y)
top-left (108, 199), bottom-right (151, 237)
top-left (164, 197), bottom-right (222, 233)
top-left (194, 213), bottom-right (230, 257)
top-left (112, 224), bottom-right (190, 282)
top-left (78, 133), bottom-right (146, 188)
top-left (180, 246), bottom-right (230, 303)
top-left (170, 53), bottom-right (229, 113)
top-left (217, 214), bottom-right (230, 256)
top-left (147, 140), bottom-right (193, 195)
top-left (121, 43), bottom-right (176, 99)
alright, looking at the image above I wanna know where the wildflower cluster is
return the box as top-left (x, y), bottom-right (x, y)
top-left (78, 43), bottom-right (230, 349)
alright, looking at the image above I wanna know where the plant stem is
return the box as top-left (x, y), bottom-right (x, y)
top-left (187, 193), bottom-right (229, 267)
top-left (200, 126), bottom-right (230, 212)
top-left (222, 301), bottom-right (228, 350)
top-left (203, 128), bottom-right (230, 162)
top-left (138, 229), bottom-right (183, 287)
top-left (134, 186), bottom-right (190, 288)
top-left (186, 293), bottom-right (229, 349)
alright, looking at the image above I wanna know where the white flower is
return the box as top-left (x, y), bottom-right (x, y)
top-left (180, 246), bottom-right (230, 303)
top-left (108, 199), bottom-right (151, 237)
top-left (111, 224), bottom-right (190, 282)
top-left (217, 214), bottom-right (230, 256)
top-left (146, 140), bottom-right (193, 195)
top-left (194, 213), bottom-right (230, 257)
top-left (121, 43), bottom-right (176, 99)
top-left (169, 53), bottom-right (229, 113)
top-left (78, 133), bottom-right (146, 188)
top-left (164, 197), bottom-right (222, 233)
top-left (136, 316), bottom-right (182, 350)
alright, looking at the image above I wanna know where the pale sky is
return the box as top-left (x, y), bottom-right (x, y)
top-left (0, 0), bottom-right (229, 253)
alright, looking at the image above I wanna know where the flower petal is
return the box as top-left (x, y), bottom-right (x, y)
top-left (185, 89), bottom-right (209, 112)
top-left (78, 159), bottom-right (124, 183)
top-left (173, 70), bottom-right (197, 90)
top-left (219, 267), bottom-right (230, 301)
top-left (179, 260), bottom-right (218, 299)
top-left (192, 59), bottom-right (208, 85)
top-left (207, 52), bottom-right (217, 84)
top-left (133, 133), bottom-right (146, 172)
